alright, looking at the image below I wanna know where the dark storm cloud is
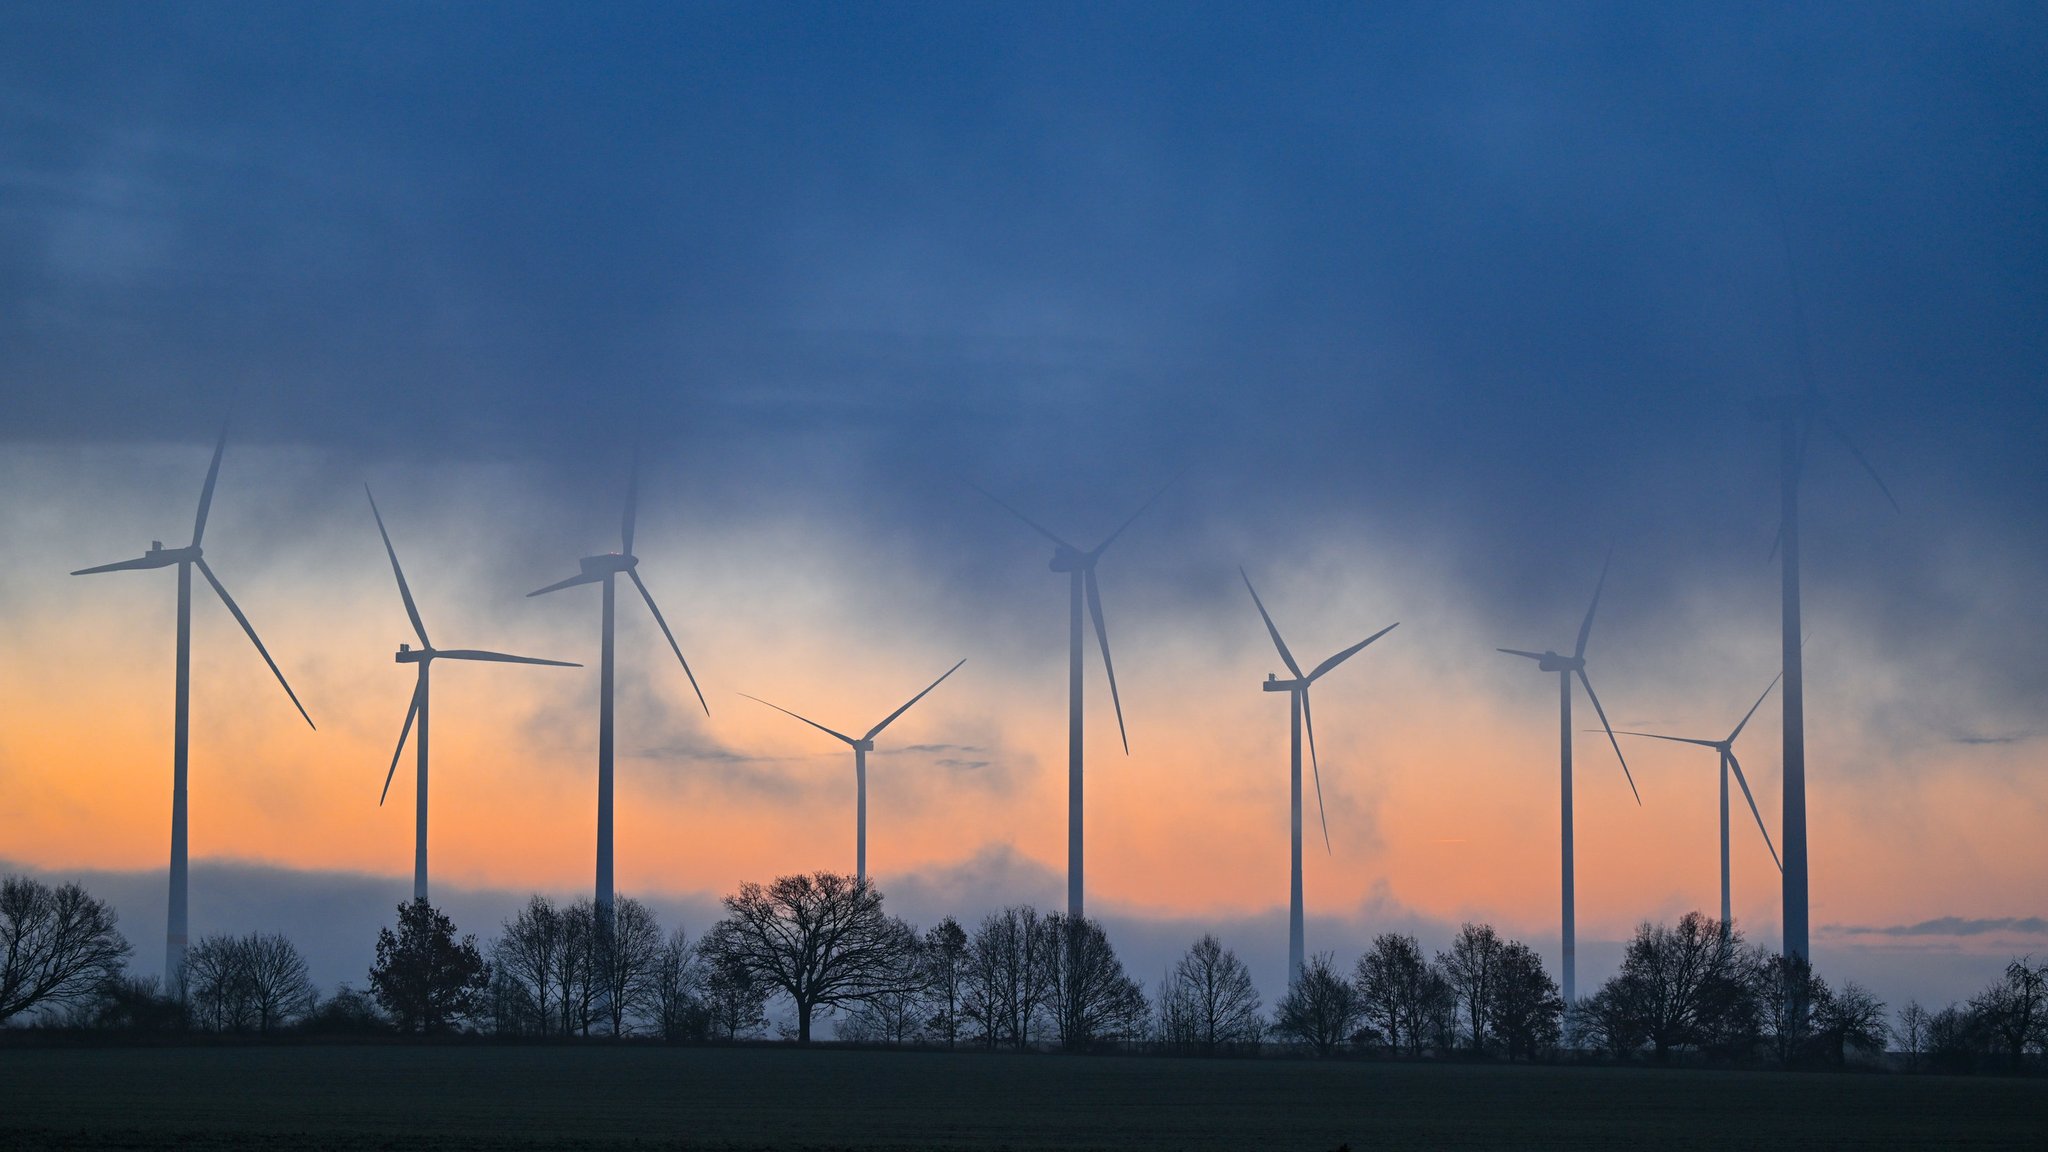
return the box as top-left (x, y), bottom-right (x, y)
top-left (4, 3), bottom-right (2045, 698)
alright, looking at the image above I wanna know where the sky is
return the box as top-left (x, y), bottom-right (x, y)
top-left (2, 2), bottom-right (2044, 1019)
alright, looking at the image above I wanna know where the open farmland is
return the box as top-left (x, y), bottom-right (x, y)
top-left (2, 1045), bottom-right (2043, 1150)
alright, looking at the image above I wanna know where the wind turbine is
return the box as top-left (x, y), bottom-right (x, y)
top-left (1497, 557), bottom-right (1639, 1003)
top-left (1760, 187), bottom-right (1900, 965)
top-left (974, 479), bottom-right (1169, 920)
top-left (71, 425), bottom-right (314, 991)
top-left (740, 658), bottom-right (966, 881)
top-left (367, 486), bottom-right (579, 903)
top-left (1241, 568), bottom-right (1397, 984)
top-left (528, 457), bottom-right (708, 924)
top-left (1612, 675), bottom-right (1782, 939)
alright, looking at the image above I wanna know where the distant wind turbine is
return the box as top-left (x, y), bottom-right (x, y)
top-left (1760, 183), bottom-right (1901, 965)
top-left (71, 425), bottom-right (314, 992)
top-left (528, 456), bottom-right (708, 924)
top-left (1241, 568), bottom-right (1397, 984)
top-left (741, 658), bottom-right (966, 881)
top-left (1497, 556), bottom-right (1638, 1003)
top-left (974, 480), bottom-right (1169, 920)
top-left (1612, 675), bottom-right (1782, 939)
top-left (367, 486), bottom-right (578, 903)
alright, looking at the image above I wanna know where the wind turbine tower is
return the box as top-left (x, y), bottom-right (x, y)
top-left (1241, 569), bottom-right (1396, 984)
top-left (71, 426), bottom-right (315, 991)
top-left (975, 481), bottom-right (1168, 920)
top-left (367, 487), bottom-right (578, 902)
top-left (529, 457), bottom-right (708, 923)
top-left (1497, 557), bottom-right (1638, 1003)
top-left (741, 658), bottom-right (966, 880)
top-left (1613, 675), bottom-right (1782, 936)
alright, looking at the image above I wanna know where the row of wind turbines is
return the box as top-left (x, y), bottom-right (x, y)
top-left (72, 388), bottom-right (1889, 997)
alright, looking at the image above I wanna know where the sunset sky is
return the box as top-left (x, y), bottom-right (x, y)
top-left (3, 2), bottom-right (2043, 1012)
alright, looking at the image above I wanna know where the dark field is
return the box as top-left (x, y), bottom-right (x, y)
top-left (1, 1045), bottom-right (2042, 1151)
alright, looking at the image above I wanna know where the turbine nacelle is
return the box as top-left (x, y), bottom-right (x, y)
top-left (1262, 676), bottom-right (1307, 692)
top-left (1048, 546), bottom-right (1091, 572)
top-left (1536, 651), bottom-right (1582, 673)
top-left (395, 643), bottom-right (431, 664)
top-left (580, 552), bottom-right (639, 576)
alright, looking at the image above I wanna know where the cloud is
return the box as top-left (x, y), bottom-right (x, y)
top-left (1828, 916), bottom-right (2048, 939)
top-left (1952, 732), bottom-right (2029, 747)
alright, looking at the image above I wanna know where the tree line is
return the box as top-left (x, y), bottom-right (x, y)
top-left (5, 872), bottom-right (2044, 1071)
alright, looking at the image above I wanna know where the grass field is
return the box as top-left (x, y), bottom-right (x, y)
top-left (2, 1044), bottom-right (2043, 1150)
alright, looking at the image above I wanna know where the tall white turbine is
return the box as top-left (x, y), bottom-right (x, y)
top-left (1497, 557), bottom-right (1638, 1004)
top-left (1240, 569), bottom-right (1397, 984)
top-left (1613, 675), bottom-right (1783, 937)
top-left (528, 457), bottom-right (708, 923)
top-left (975, 481), bottom-right (1168, 919)
top-left (1764, 187), bottom-right (1899, 965)
top-left (741, 658), bottom-right (966, 880)
top-left (367, 487), bottom-right (579, 903)
top-left (71, 426), bottom-right (315, 991)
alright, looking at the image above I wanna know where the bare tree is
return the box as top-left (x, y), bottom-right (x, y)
top-left (592, 896), bottom-right (664, 1036)
top-left (649, 925), bottom-right (702, 1041)
top-left (240, 933), bottom-right (316, 1032)
top-left (1749, 948), bottom-right (1825, 1064)
top-left (700, 951), bottom-right (769, 1040)
top-left (1436, 922), bottom-right (1506, 1053)
top-left (1272, 952), bottom-right (1360, 1056)
top-left (841, 931), bottom-right (931, 1044)
top-left (1, 876), bottom-right (131, 1023)
top-left (921, 917), bottom-right (969, 1046)
top-left (1486, 939), bottom-right (1562, 1061)
top-left (1814, 980), bottom-right (1888, 1065)
top-left (1896, 999), bottom-right (1929, 1069)
top-left (1355, 933), bottom-right (1434, 1057)
top-left (553, 899), bottom-right (596, 1036)
top-left (185, 935), bottom-right (254, 1031)
top-left (1160, 934), bottom-right (1263, 1055)
top-left (962, 906), bottom-right (1054, 1048)
top-left (1597, 912), bottom-right (1749, 1061)
top-left (701, 872), bottom-right (919, 1043)
top-left (1970, 955), bottom-right (2047, 1071)
top-left (492, 895), bottom-right (563, 1036)
top-left (1039, 913), bottom-right (1145, 1051)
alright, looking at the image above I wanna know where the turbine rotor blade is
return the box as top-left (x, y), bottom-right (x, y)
top-left (967, 482), bottom-right (1077, 552)
top-left (1821, 415), bottom-right (1901, 514)
top-left (1727, 673), bottom-right (1783, 744)
top-left (191, 423), bottom-right (227, 548)
top-left (1574, 552), bottom-right (1612, 661)
top-left (1611, 730), bottom-right (1721, 748)
top-left (1240, 568), bottom-right (1302, 678)
top-left (435, 649), bottom-right (581, 667)
top-left (739, 693), bottom-right (855, 745)
top-left (71, 554), bottom-right (164, 575)
top-left (381, 678), bottom-right (422, 806)
top-left (196, 558), bottom-right (314, 730)
top-left (621, 449), bottom-right (639, 556)
top-left (1726, 750), bottom-right (1782, 871)
top-left (1496, 648), bottom-right (1548, 662)
top-left (365, 485), bottom-right (430, 647)
top-left (865, 658), bottom-right (967, 742)
top-left (1088, 471), bottom-right (1179, 558)
top-left (1308, 622), bottom-right (1398, 683)
top-left (1301, 687), bottom-right (1331, 855)
top-left (528, 572), bottom-right (604, 597)
top-left (1575, 668), bottom-right (1637, 805)
top-left (1085, 567), bottom-right (1129, 754)
top-left (629, 568), bottom-right (709, 716)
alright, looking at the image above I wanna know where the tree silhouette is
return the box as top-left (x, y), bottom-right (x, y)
top-left (186, 933), bottom-right (315, 1033)
top-left (1, 876), bottom-right (130, 1023)
top-left (1039, 913), bottom-right (1145, 1051)
top-left (1437, 923), bottom-right (1506, 1053)
top-left (1159, 934), bottom-right (1264, 1055)
top-left (1486, 939), bottom-right (1563, 1061)
top-left (369, 898), bottom-right (488, 1034)
top-left (921, 917), bottom-right (969, 1046)
top-left (491, 895), bottom-right (564, 1036)
top-left (702, 872), bottom-right (917, 1044)
top-left (1354, 932), bottom-right (1438, 1057)
top-left (1272, 952), bottom-right (1359, 1056)
top-left (963, 905), bottom-right (1054, 1048)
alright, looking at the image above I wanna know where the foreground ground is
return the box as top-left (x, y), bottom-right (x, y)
top-left (1, 1044), bottom-right (2043, 1150)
